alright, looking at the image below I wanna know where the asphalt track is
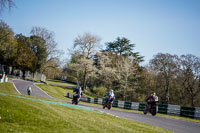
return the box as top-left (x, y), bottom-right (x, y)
top-left (13, 79), bottom-right (200, 133)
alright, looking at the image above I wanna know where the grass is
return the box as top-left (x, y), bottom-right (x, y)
top-left (46, 79), bottom-right (76, 87)
top-left (37, 84), bottom-right (200, 123)
top-left (0, 82), bottom-right (173, 133)
top-left (8, 78), bottom-right (13, 81)
top-left (36, 84), bottom-right (91, 101)
top-left (0, 82), bottom-right (18, 95)
top-left (36, 84), bottom-right (73, 100)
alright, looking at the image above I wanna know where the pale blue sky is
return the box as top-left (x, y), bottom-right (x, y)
top-left (1, 0), bottom-right (200, 64)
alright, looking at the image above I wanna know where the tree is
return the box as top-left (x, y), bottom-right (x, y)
top-left (178, 54), bottom-right (200, 106)
top-left (43, 58), bottom-right (62, 79)
top-left (93, 52), bottom-right (115, 89)
top-left (0, 0), bottom-right (15, 14)
top-left (113, 57), bottom-right (139, 101)
top-left (0, 20), bottom-right (16, 70)
top-left (15, 34), bottom-right (48, 77)
top-left (72, 32), bottom-right (101, 90)
top-left (29, 35), bottom-right (47, 72)
top-left (104, 37), bottom-right (143, 63)
top-left (15, 34), bottom-right (37, 78)
top-left (150, 53), bottom-right (178, 104)
top-left (30, 26), bottom-right (62, 73)
top-left (99, 37), bottom-right (144, 100)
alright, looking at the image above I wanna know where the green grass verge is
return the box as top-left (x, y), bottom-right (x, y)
top-left (8, 78), bottom-right (13, 81)
top-left (46, 79), bottom-right (76, 86)
top-left (0, 83), bottom-right (172, 133)
top-left (0, 82), bottom-right (18, 95)
top-left (36, 84), bottom-right (200, 123)
top-left (36, 84), bottom-right (73, 101)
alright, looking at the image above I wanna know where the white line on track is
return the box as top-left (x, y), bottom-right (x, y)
top-left (12, 81), bottom-right (21, 94)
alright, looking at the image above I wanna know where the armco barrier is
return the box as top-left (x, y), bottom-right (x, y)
top-left (158, 104), bottom-right (168, 114)
top-left (88, 97), bottom-right (94, 103)
top-left (195, 107), bottom-right (200, 120)
top-left (94, 98), bottom-right (98, 104)
top-left (131, 102), bottom-right (139, 110)
top-left (68, 93), bottom-right (73, 99)
top-left (167, 104), bottom-right (180, 116)
top-left (66, 92), bottom-right (200, 119)
top-left (181, 106), bottom-right (195, 118)
top-left (124, 101), bottom-right (132, 110)
top-left (112, 100), bottom-right (118, 107)
top-left (102, 98), bottom-right (106, 105)
top-left (118, 100), bottom-right (125, 108)
top-left (98, 98), bottom-right (103, 105)
top-left (139, 103), bottom-right (146, 111)
top-left (87, 97), bottom-right (90, 103)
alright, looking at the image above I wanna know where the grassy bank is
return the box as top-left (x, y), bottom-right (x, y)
top-left (0, 82), bottom-right (172, 133)
top-left (36, 84), bottom-right (73, 100)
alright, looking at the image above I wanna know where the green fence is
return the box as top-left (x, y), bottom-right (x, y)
top-left (139, 103), bottom-right (146, 111)
top-left (94, 98), bottom-right (98, 104)
top-left (112, 100), bottom-right (118, 108)
top-left (180, 106), bottom-right (195, 118)
top-left (158, 104), bottom-right (168, 114)
top-left (87, 97), bottom-right (91, 103)
top-left (124, 101), bottom-right (132, 110)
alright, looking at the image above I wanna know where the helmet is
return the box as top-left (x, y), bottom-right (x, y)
top-left (152, 92), bottom-right (156, 95)
top-left (110, 89), bottom-right (113, 93)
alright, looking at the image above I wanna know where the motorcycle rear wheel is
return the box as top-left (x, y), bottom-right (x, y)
top-left (151, 107), bottom-right (157, 116)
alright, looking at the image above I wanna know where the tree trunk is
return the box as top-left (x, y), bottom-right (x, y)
top-left (123, 88), bottom-right (126, 101)
top-left (22, 70), bottom-right (25, 79)
top-left (11, 67), bottom-right (14, 75)
top-left (165, 82), bottom-right (169, 104)
top-left (123, 80), bottom-right (128, 101)
top-left (82, 68), bottom-right (87, 91)
top-left (32, 72), bottom-right (35, 80)
top-left (191, 95), bottom-right (194, 107)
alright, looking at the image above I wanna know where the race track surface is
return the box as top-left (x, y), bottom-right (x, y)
top-left (13, 79), bottom-right (200, 133)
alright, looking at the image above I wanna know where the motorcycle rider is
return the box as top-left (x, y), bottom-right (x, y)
top-left (73, 82), bottom-right (83, 103)
top-left (146, 92), bottom-right (158, 111)
top-left (104, 89), bottom-right (115, 104)
top-left (27, 86), bottom-right (32, 95)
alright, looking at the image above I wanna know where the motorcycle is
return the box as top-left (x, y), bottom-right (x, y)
top-left (72, 94), bottom-right (80, 105)
top-left (103, 96), bottom-right (113, 109)
top-left (144, 100), bottom-right (159, 116)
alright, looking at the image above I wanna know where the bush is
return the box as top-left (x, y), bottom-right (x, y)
top-left (84, 86), bottom-right (107, 98)
top-left (92, 87), bottom-right (107, 98)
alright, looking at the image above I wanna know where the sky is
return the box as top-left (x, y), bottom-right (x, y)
top-left (1, 0), bottom-right (200, 65)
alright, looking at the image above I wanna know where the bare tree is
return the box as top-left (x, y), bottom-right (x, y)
top-left (0, 0), bottom-right (15, 14)
top-left (113, 57), bottom-right (138, 101)
top-left (95, 52), bottom-right (115, 89)
top-left (30, 27), bottom-right (59, 59)
top-left (30, 26), bottom-right (62, 73)
top-left (73, 32), bottom-right (101, 90)
top-left (178, 54), bottom-right (200, 106)
top-left (74, 32), bottom-right (101, 58)
top-left (150, 53), bottom-right (178, 104)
